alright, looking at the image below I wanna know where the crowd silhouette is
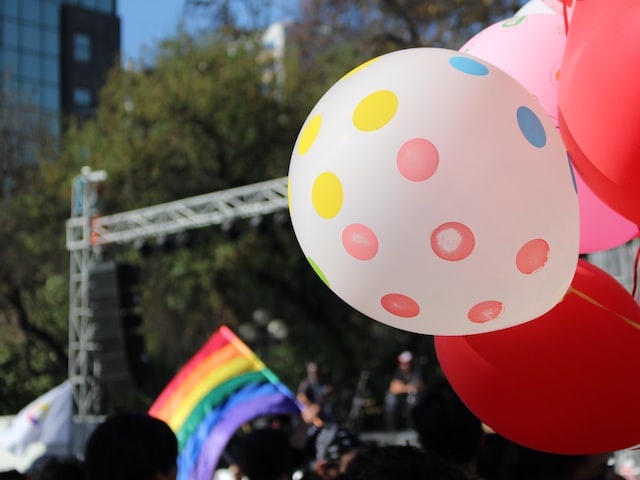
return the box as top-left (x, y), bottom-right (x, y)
top-left (1, 359), bottom-right (631, 480)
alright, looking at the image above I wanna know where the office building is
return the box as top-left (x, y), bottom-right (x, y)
top-left (0, 0), bottom-right (120, 136)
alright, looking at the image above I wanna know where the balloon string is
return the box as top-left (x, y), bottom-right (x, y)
top-left (632, 241), bottom-right (640, 299)
top-left (567, 286), bottom-right (640, 331)
top-left (563, 0), bottom-right (569, 35)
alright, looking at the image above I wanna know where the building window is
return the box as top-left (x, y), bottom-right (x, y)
top-left (43, 85), bottom-right (59, 111)
top-left (22, 24), bottom-right (41, 52)
top-left (43, 57), bottom-right (59, 82)
top-left (42, 3), bottom-right (59, 27)
top-left (20, 52), bottom-right (41, 80)
top-left (0, 49), bottom-right (18, 75)
top-left (22, 0), bottom-right (41, 24)
top-left (73, 32), bottom-right (92, 63)
top-left (73, 87), bottom-right (92, 108)
top-left (0, 1), bottom-right (19, 19)
top-left (2, 20), bottom-right (19, 47)
top-left (43, 29), bottom-right (59, 55)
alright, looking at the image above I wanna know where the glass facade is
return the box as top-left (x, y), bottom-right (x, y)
top-left (0, 0), bottom-right (116, 118)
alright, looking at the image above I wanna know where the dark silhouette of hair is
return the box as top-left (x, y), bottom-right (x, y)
top-left (0, 471), bottom-right (25, 480)
top-left (33, 456), bottom-right (84, 480)
top-left (336, 444), bottom-right (465, 480)
top-left (496, 443), bottom-right (612, 480)
top-left (476, 433), bottom-right (511, 480)
top-left (236, 427), bottom-right (295, 480)
top-left (84, 412), bottom-right (177, 480)
top-left (411, 378), bottom-right (484, 466)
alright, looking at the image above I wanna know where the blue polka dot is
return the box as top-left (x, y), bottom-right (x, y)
top-left (567, 153), bottom-right (577, 193)
top-left (449, 56), bottom-right (489, 76)
top-left (517, 106), bottom-right (546, 148)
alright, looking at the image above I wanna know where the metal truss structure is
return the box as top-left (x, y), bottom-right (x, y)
top-left (63, 166), bottom-right (640, 451)
top-left (65, 170), bottom-right (288, 427)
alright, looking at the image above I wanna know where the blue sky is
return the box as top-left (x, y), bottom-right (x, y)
top-left (116, 1), bottom-right (298, 63)
top-left (117, 0), bottom-right (186, 63)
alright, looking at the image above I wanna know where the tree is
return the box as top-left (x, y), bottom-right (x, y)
top-left (59, 31), bottom-right (312, 401)
top-left (57, 24), bottom-right (440, 418)
top-left (0, 86), bottom-right (69, 412)
top-left (2, 0), bottom-right (521, 418)
top-left (291, 0), bottom-right (522, 52)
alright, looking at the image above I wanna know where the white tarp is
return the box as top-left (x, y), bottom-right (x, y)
top-left (0, 381), bottom-right (72, 472)
top-left (0, 435), bottom-right (45, 473)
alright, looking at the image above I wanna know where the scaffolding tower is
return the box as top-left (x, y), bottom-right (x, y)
top-left (65, 167), bottom-right (288, 441)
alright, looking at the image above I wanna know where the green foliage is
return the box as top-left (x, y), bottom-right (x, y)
top-left (61, 33), bottom-right (298, 214)
top-left (1, 0), bottom-right (518, 419)
top-left (0, 162), bottom-right (70, 412)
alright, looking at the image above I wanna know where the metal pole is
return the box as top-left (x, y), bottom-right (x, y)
top-left (68, 166), bottom-right (107, 454)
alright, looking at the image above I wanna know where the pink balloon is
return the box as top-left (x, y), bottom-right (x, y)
top-left (461, 14), bottom-right (638, 253)
top-left (516, 0), bottom-right (574, 17)
top-left (574, 168), bottom-right (639, 253)
top-left (460, 15), bottom-right (564, 125)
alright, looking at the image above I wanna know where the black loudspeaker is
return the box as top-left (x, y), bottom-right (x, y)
top-left (89, 261), bottom-right (150, 394)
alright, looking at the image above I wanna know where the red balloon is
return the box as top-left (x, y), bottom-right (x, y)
top-left (435, 259), bottom-right (640, 454)
top-left (558, 0), bottom-right (640, 225)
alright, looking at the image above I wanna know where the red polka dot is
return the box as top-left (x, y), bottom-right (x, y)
top-left (431, 222), bottom-right (475, 261)
top-left (516, 238), bottom-right (550, 274)
top-left (381, 293), bottom-right (420, 318)
top-left (468, 301), bottom-right (504, 323)
top-left (342, 223), bottom-right (379, 260)
top-left (396, 138), bottom-right (439, 181)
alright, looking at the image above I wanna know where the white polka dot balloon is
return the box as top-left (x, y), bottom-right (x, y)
top-left (287, 48), bottom-right (579, 336)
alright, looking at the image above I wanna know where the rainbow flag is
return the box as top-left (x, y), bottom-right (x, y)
top-left (149, 325), bottom-right (301, 480)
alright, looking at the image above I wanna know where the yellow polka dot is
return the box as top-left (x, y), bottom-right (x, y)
top-left (341, 57), bottom-right (381, 80)
top-left (312, 172), bottom-right (343, 219)
top-left (297, 115), bottom-right (322, 155)
top-left (353, 90), bottom-right (398, 132)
